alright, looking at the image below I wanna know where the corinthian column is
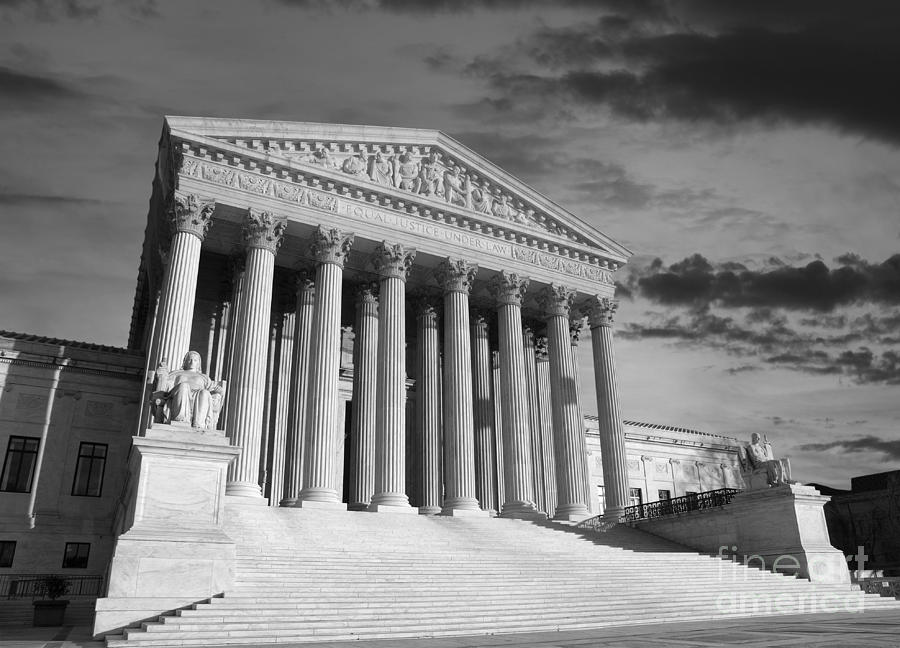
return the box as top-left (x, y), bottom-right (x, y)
top-left (587, 297), bottom-right (629, 520)
top-left (152, 192), bottom-right (215, 371)
top-left (522, 325), bottom-right (545, 514)
top-left (369, 242), bottom-right (417, 513)
top-left (298, 227), bottom-right (354, 507)
top-left (534, 336), bottom-right (557, 516)
top-left (435, 259), bottom-right (484, 516)
top-left (540, 284), bottom-right (590, 521)
top-left (471, 313), bottom-right (497, 514)
top-left (415, 299), bottom-right (442, 515)
top-left (281, 273), bottom-right (314, 506)
top-left (225, 209), bottom-right (286, 498)
top-left (490, 271), bottom-right (540, 519)
top-left (348, 283), bottom-right (379, 510)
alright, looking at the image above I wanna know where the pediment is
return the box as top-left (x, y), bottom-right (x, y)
top-left (165, 117), bottom-right (631, 267)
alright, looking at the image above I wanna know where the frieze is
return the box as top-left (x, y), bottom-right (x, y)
top-left (512, 247), bottom-right (614, 284)
top-left (180, 156), bottom-right (615, 285)
top-left (181, 158), bottom-right (337, 213)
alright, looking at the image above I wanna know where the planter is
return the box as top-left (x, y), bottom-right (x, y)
top-left (33, 600), bottom-right (69, 627)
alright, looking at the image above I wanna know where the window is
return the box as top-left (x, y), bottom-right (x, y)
top-left (0, 541), bottom-right (15, 568)
top-left (657, 489), bottom-right (671, 501)
top-left (628, 487), bottom-right (643, 507)
top-left (62, 543), bottom-right (90, 569)
top-left (71, 442), bottom-right (108, 497)
top-left (0, 436), bottom-right (40, 493)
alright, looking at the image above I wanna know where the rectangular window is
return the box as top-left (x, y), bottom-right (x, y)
top-left (657, 489), bottom-right (671, 501)
top-left (0, 436), bottom-right (40, 493)
top-left (62, 542), bottom-right (90, 569)
top-left (628, 487), bottom-right (643, 507)
top-left (71, 442), bottom-right (108, 497)
top-left (0, 541), bottom-right (15, 568)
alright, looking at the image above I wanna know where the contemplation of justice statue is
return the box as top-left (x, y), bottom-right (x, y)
top-left (737, 432), bottom-right (795, 489)
top-left (150, 351), bottom-right (226, 430)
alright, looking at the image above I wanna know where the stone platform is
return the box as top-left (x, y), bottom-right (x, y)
top-left (99, 504), bottom-right (899, 646)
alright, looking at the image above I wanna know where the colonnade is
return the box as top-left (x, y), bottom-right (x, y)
top-left (154, 194), bottom-right (630, 520)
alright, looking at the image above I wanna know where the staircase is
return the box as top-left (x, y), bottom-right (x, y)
top-left (105, 503), bottom-right (899, 646)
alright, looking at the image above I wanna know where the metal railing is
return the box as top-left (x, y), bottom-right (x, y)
top-left (858, 577), bottom-right (900, 599)
top-left (0, 574), bottom-right (104, 599)
top-left (623, 488), bottom-right (743, 522)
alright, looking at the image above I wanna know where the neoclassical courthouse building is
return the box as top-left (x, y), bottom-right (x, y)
top-left (0, 118), bottom-right (756, 633)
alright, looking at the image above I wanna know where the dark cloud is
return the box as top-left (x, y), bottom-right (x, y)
top-left (0, 191), bottom-right (112, 207)
top-left (798, 435), bottom-right (900, 462)
top-left (417, 0), bottom-right (900, 143)
top-left (632, 253), bottom-right (900, 311)
top-left (0, 0), bottom-right (157, 20)
top-left (0, 66), bottom-right (83, 106)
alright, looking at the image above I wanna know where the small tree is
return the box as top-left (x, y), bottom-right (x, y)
top-left (36, 575), bottom-right (70, 601)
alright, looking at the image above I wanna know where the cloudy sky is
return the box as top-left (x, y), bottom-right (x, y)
top-left (0, 0), bottom-right (898, 488)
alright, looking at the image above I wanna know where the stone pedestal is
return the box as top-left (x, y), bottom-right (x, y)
top-left (730, 484), bottom-right (850, 585)
top-left (93, 425), bottom-right (241, 637)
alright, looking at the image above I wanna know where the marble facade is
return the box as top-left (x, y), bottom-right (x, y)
top-left (130, 116), bottom-right (636, 521)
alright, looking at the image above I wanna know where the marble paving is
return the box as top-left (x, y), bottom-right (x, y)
top-left (2, 610), bottom-right (898, 648)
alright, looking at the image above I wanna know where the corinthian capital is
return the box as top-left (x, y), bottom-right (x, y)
top-left (294, 271), bottom-right (315, 306)
top-left (169, 192), bottom-right (216, 240)
top-left (310, 226), bottom-right (354, 267)
top-left (586, 296), bottom-right (618, 328)
top-left (372, 241), bottom-right (416, 281)
top-left (489, 271), bottom-right (529, 307)
top-left (434, 258), bottom-right (478, 294)
top-left (570, 316), bottom-right (585, 345)
top-left (538, 283), bottom-right (575, 318)
top-left (243, 209), bottom-right (287, 253)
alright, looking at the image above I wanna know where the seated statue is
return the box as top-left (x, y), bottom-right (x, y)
top-left (738, 432), bottom-right (794, 490)
top-left (150, 351), bottom-right (225, 429)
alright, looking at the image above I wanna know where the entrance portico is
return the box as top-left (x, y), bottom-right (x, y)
top-left (133, 116), bottom-right (633, 520)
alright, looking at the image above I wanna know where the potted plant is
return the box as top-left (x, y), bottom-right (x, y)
top-left (32, 575), bottom-right (71, 627)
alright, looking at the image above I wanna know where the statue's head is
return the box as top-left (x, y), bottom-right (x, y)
top-left (750, 432), bottom-right (761, 444)
top-left (182, 351), bottom-right (202, 372)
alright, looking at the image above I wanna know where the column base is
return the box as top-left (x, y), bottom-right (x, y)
top-left (501, 501), bottom-right (546, 520)
top-left (368, 503), bottom-right (419, 515)
top-left (602, 506), bottom-right (625, 521)
top-left (224, 482), bottom-right (264, 499)
top-left (347, 502), bottom-right (370, 511)
top-left (554, 503), bottom-right (592, 522)
top-left (369, 492), bottom-right (410, 508)
top-left (441, 507), bottom-right (490, 517)
top-left (419, 506), bottom-right (441, 515)
top-left (279, 497), bottom-right (298, 507)
top-left (297, 487), bottom-right (341, 504)
top-left (294, 499), bottom-right (347, 511)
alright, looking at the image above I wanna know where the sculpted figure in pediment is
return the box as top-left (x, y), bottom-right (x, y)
top-left (418, 150), bottom-right (445, 198)
top-left (394, 152), bottom-right (420, 192)
top-left (305, 147), bottom-right (337, 170)
top-left (368, 151), bottom-right (394, 186)
top-left (466, 179), bottom-right (493, 214)
top-left (443, 165), bottom-right (469, 207)
top-left (341, 150), bottom-right (369, 178)
top-left (492, 192), bottom-right (525, 223)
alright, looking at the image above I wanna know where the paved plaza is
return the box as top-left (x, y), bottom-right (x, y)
top-left (2, 610), bottom-right (899, 648)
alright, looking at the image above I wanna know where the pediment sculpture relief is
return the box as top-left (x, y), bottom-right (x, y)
top-left (263, 141), bottom-right (581, 241)
top-left (150, 351), bottom-right (226, 430)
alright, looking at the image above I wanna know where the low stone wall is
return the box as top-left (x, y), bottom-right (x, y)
top-left (630, 484), bottom-right (851, 585)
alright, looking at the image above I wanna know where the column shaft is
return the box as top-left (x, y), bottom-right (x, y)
top-left (152, 193), bottom-right (215, 371)
top-left (437, 260), bottom-right (481, 514)
top-left (589, 298), bottom-right (629, 518)
top-left (491, 272), bottom-right (539, 518)
top-left (542, 285), bottom-right (591, 521)
top-left (348, 285), bottom-right (379, 510)
top-left (416, 302), bottom-right (442, 514)
top-left (369, 242), bottom-right (416, 511)
top-left (535, 339), bottom-right (557, 516)
top-left (282, 275), bottom-right (315, 505)
top-left (298, 229), bottom-right (353, 505)
top-left (523, 328), bottom-right (545, 513)
top-left (471, 314), bottom-right (497, 514)
top-left (225, 210), bottom-right (286, 497)
top-left (269, 309), bottom-right (295, 505)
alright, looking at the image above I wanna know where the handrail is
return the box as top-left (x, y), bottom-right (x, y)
top-left (623, 488), bottom-right (743, 523)
top-left (858, 577), bottom-right (900, 599)
top-left (0, 574), bottom-right (104, 599)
